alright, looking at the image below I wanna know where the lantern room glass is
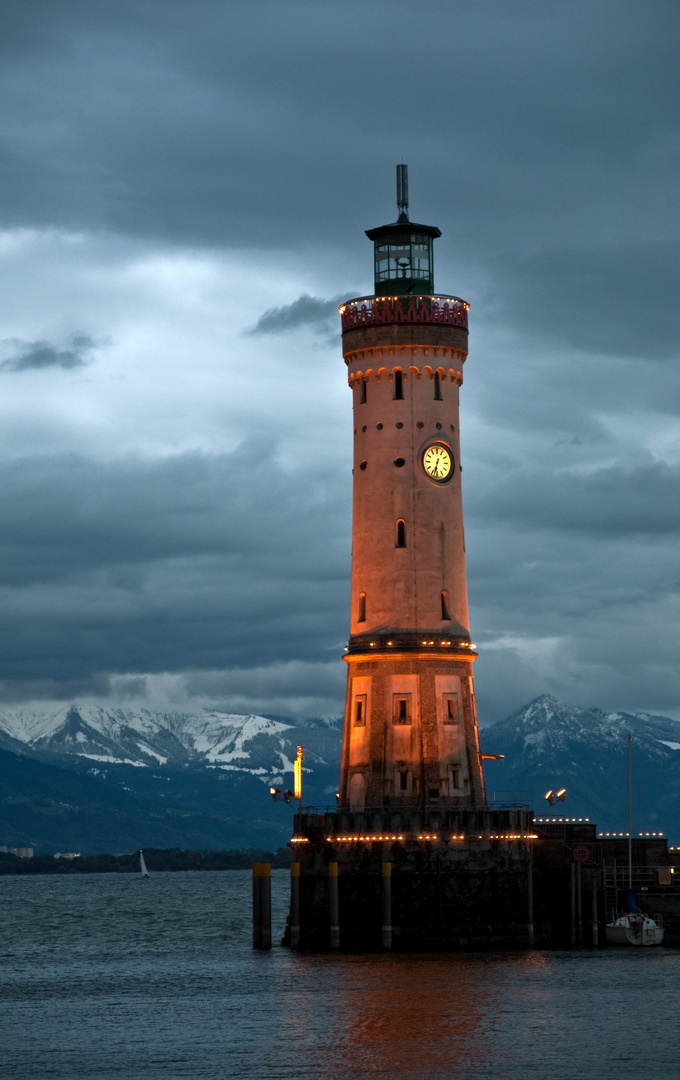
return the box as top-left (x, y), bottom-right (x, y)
top-left (373, 231), bottom-right (434, 296)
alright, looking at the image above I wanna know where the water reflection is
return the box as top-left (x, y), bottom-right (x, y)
top-left (285, 954), bottom-right (502, 1079)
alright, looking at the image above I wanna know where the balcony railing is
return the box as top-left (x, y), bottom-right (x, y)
top-left (339, 294), bottom-right (469, 333)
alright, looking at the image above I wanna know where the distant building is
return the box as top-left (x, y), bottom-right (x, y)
top-left (0, 846), bottom-right (34, 857)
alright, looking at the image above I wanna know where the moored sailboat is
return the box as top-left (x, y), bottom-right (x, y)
top-left (605, 735), bottom-right (664, 947)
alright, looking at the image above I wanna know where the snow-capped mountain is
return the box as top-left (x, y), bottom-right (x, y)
top-left (0, 704), bottom-right (342, 789)
top-left (0, 704), bottom-right (344, 854)
top-left (481, 694), bottom-right (680, 836)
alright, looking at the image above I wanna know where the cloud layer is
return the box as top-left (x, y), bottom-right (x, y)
top-left (0, 0), bottom-right (678, 723)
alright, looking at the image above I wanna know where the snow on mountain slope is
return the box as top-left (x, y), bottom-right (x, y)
top-left (483, 694), bottom-right (680, 764)
top-left (481, 695), bottom-right (680, 834)
top-left (0, 704), bottom-right (341, 786)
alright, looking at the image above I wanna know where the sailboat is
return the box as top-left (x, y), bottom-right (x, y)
top-left (605, 735), bottom-right (664, 946)
top-left (139, 849), bottom-right (150, 878)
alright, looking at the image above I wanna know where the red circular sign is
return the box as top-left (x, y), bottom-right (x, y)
top-left (573, 845), bottom-right (590, 863)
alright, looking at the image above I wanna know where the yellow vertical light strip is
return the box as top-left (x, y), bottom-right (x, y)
top-left (294, 744), bottom-right (303, 802)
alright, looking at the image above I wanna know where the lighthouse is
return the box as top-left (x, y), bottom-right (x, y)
top-left (282, 170), bottom-right (535, 952)
top-left (338, 165), bottom-right (487, 812)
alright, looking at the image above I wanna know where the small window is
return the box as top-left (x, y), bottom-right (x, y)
top-left (359, 460), bottom-right (367, 470)
top-left (428, 788), bottom-right (439, 801)
top-left (360, 378), bottom-right (367, 403)
top-left (394, 370), bottom-right (403, 399)
top-left (434, 373), bottom-right (442, 400)
top-left (399, 769), bottom-right (408, 792)
top-left (354, 695), bottom-right (367, 727)
top-left (394, 457), bottom-right (405, 467)
top-left (441, 590), bottom-right (451, 620)
top-left (393, 694), bottom-right (411, 725)
top-left (358, 592), bottom-right (366, 622)
top-left (395, 519), bottom-right (406, 548)
top-left (443, 693), bottom-right (460, 724)
top-left (448, 766), bottom-right (461, 793)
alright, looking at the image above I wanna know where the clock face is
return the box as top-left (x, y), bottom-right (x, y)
top-left (422, 443), bottom-right (453, 482)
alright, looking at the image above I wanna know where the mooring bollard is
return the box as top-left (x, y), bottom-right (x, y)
top-left (381, 861), bottom-right (392, 950)
top-left (329, 861), bottom-right (340, 949)
top-left (252, 862), bottom-right (272, 949)
top-left (290, 862), bottom-right (301, 949)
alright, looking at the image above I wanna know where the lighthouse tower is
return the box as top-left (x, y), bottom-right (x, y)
top-left (338, 166), bottom-right (486, 811)
top-left (283, 171), bottom-right (535, 952)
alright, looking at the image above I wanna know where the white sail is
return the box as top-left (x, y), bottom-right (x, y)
top-left (140, 850), bottom-right (149, 877)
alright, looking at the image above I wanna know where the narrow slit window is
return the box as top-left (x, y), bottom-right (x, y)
top-left (394, 370), bottom-right (403, 399)
top-left (434, 372), bottom-right (442, 400)
top-left (360, 378), bottom-right (367, 404)
top-left (395, 519), bottom-right (406, 547)
top-left (354, 695), bottom-right (366, 726)
top-left (441, 590), bottom-right (451, 620)
top-left (393, 694), bottom-right (411, 725)
top-left (444, 693), bottom-right (460, 724)
top-left (358, 592), bottom-right (366, 622)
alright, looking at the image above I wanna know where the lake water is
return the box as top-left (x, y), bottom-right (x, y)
top-left (2, 870), bottom-right (679, 1079)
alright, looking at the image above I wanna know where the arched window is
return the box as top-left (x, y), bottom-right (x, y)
top-left (358, 592), bottom-right (366, 622)
top-left (395, 519), bottom-right (406, 547)
top-left (434, 372), bottom-right (442, 400)
top-left (441, 590), bottom-right (451, 620)
top-left (394, 370), bottom-right (403, 400)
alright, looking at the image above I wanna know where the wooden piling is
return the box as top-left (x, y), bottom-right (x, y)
top-left (527, 844), bottom-right (534, 947)
top-left (576, 861), bottom-right (583, 945)
top-left (252, 862), bottom-right (271, 949)
top-left (290, 862), bottom-right (301, 949)
top-left (252, 862), bottom-right (262, 948)
top-left (570, 863), bottom-right (576, 946)
top-left (329, 861), bottom-right (340, 949)
top-left (260, 862), bottom-right (272, 949)
top-left (381, 861), bottom-right (392, 950)
top-left (591, 876), bottom-right (599, 948)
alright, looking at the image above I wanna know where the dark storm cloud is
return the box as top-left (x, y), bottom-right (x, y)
top-left (1, 0), bottom-right (677, 265)
top-left (0, 0), bottom-right (676, 363)
top-left (0, 446), bottom-right (350, 694)
top-left (487, 241), bottom-right (680, 360)
top-left (0, 0), bottom-right (678, 723)
top-left (247, 294), bottom-right (351, 336)
top-left (0, 334), bottom-right (97, 372)
top-left (470, 461), bottom-right (680, 537)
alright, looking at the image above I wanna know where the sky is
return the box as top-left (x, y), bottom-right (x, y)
top-left (0, 0), bottom-right (678, 725)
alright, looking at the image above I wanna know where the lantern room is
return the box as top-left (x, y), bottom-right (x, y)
top-left (365, 165), bottom-right (441, 297)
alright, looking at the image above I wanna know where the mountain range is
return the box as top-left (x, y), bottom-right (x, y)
top-left (1, 695), bottom-right (679, 853)
top-left (481, 695), bottom-right (680, 837)
top-left (0, 705), bottom-right (342, 854)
